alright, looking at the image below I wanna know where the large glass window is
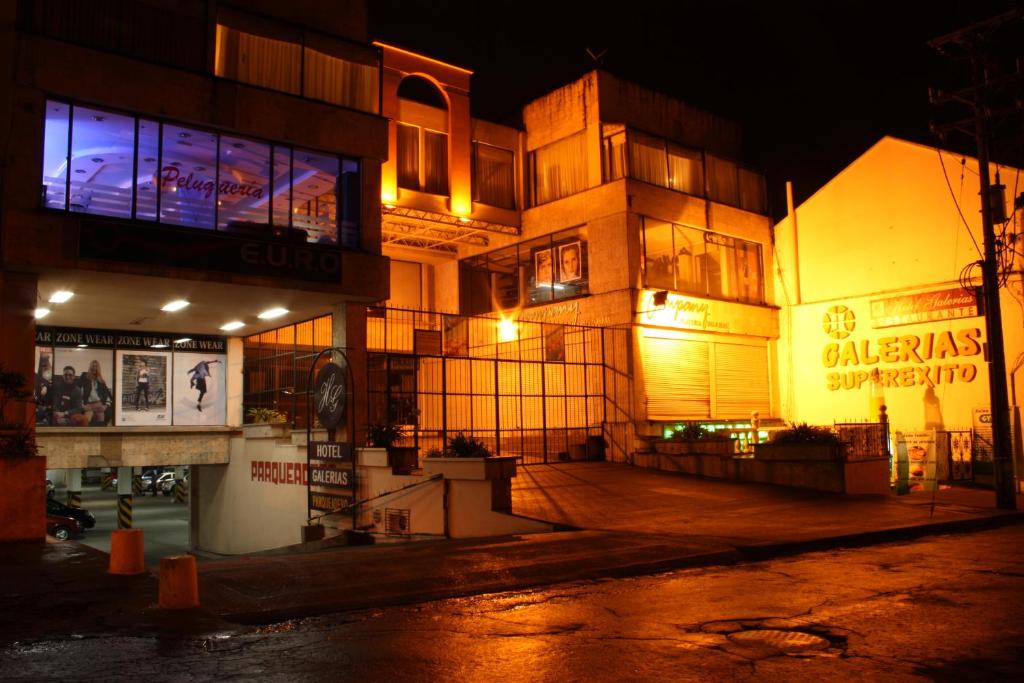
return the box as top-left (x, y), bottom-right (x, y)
top-left (641, 217), bottom-right (764, 304)
top-left (69, 106), bottom-right (136, 219)
top-left (528, 132), bottom-right (588, 206)
top-left (215, 24), bottom-right (301, 95)
top-left (473, 142), bottom-right (515, 209)
top-left (397, 124), bottom-right (448, 195)
top-left (460, 227), bottom-right (589, 315)
top-left (214, 23), bottom-right (380, 114)
top-left (41, 100), bottom-right (359, 246)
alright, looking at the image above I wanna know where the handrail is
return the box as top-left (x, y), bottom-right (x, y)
top-left (307, 472), bottom-right (443, 524)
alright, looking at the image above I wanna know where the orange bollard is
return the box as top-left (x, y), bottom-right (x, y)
top-left (108, 528), bottom-right (146, 575)
top-left (159, 555), bottom-right (200, 609)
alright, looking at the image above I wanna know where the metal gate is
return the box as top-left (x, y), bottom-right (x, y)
top-left (366, 306), bottom-right (633, 464)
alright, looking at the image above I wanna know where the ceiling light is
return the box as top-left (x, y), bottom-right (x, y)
top-left (48, 290), bottom-right (74, 304)
top-left (151, 343), bottom-right (168, 349)
top-left (77, 344), bottom-right (88, 349)
top-left (173, 337), bottom-right (192, 344)
top-left (34, 308), bottom-right (50, 319)
top-left (161, 299), bottom-right (190, 312)
top-left (220, 321), bottom-right (245, 331)
top-left (257, 307), bottom-right (289, 320)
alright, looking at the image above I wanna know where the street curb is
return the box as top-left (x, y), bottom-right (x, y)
top-left (212, 512), bottom-right (1024, 626)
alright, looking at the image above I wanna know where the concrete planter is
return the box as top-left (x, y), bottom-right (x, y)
top-left (388, 446), bottom-right (419, 475)
top-left (754, 442), bottom-right (847, 461)
top-left (0, 455), bottom-right (46, 542)
top-left (423, 455), bottom-right (517, 481)
top-left (658, 453), bottom-right (700, 475)
top-left (656, 440), bottom-right (734, 456)
top-left (356, 447), bottom-right (390, 468)
top-left (242, 422), bottom-right (290, 439)
top-left (843, 457), bottom-right (891, 495)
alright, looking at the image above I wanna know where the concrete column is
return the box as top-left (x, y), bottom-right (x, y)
top-left (116, 467), bottom-right (133, 528)
top-left (332, 303), bottom-right (367, 447)
top-left (66, 468), bottom-right (82, 508)
top-left (225, 337), bottom-right (244, 427)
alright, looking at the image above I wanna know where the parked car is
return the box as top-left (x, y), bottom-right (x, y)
top-left (156, 472), bottom-right (176, 495)
top-left (46, 498), bottom-right (96, 529)
top-left (46, 514), bottom-right (83, 541)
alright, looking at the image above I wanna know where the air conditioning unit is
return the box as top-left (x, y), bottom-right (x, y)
top-left (385, 508), bottom-right (411, 536)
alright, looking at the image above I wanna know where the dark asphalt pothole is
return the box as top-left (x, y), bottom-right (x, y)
top-left (728, 629), bottom-right (829, 652)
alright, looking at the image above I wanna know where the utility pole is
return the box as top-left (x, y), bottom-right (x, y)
top-left (929, 9), bottom-right (1022, 510)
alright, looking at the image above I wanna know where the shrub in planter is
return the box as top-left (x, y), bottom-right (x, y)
top-left (770, 423), bottom-right (843, 445)
top-left (246, 407), bottom-right (288, 424)
top-left (445, 432), bottom-right (492, 458)
top-left (367, 423), bottom-right (418, 474)
top-left (658, 423), bottom-right (733, 455)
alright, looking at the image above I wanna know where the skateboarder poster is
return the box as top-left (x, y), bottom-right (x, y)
top-left (115, 350), bottom-right (171, 426)
top-left (173, 352), bottom-right (226, 425)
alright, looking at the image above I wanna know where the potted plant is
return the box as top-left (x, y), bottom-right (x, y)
top-left (424, 432), bottom-right (516, 480)
top-left (366, 422), bottom-right (418, 475)
top-left (0, 366), bottom-right (46, 542)
top-left (243, 406), bottom-right (289, 438)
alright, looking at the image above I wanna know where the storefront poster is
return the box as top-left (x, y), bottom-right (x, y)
top-left (544, 324), bottom-right (565, 362)
top-left (53, 348), bottom-right (114, 427)
top-left (534, 247), bottom-right (553, 286)
top-left (115, 350), bottom-right (171, 426)
top-left (34, 346), bottom-right (53, 426)
top-left (896, 430), bottom-right (937, 492)
top-left (558, 241), bottom-right (583, 283)
top-left (172, 352), bottom-right (226, 426)
top-left (443, 315), bottom-right (468, 357)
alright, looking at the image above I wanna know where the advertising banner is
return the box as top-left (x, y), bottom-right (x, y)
top-left (34, 346), bottom-right (53, 426)
top-left (896, 430), bottom-right (937, 492)
top-left (173, 352), bottom-right (227, 426)
top-left (115, 350), bottom-right (172, 426)
top-left (52, 347), bottom-right (115, 427)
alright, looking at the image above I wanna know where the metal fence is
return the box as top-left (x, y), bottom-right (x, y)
top-left (366, 306), bottom-right (634, 464)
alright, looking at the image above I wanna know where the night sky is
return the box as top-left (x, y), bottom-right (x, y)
top-left (370, 0), bottom-right (1022, 218)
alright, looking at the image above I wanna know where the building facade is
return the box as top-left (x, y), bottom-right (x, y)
top-left (2, 0), bottom-right (389, 543)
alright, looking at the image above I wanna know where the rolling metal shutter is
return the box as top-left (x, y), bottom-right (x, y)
top-left (642, 336), bottom-right (710, 420)
top-left (714, 343), bottom-right (771, 417)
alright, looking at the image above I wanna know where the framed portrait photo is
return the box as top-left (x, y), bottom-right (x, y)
top-left (558, 241), bottom-right (583, 283)
top-left (534, 247), bottom-right (553, 286)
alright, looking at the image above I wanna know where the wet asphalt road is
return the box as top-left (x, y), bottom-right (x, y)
top-left (3, 525), bottom-right (1023, 682)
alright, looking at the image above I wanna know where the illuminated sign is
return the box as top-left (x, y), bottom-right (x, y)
top-left (870, 287), bottom-right (981, 328)
top-left (638, 290), bottom-right (776, 337)
top-left (820, 302), bottom-right (984, 391)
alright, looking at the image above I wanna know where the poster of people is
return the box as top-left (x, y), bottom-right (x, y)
top-left (534, 248), bottom-right (553, 285)
top-left (558, 241), bottom-right (583, 282)
top-left (172, 352), bottom-right (227, 426)
top-left (115, 350), bottom-right (171, 426)
top-left (34, 346), bottom-right (54, 426)
top-left (52, 348), bottom-right (115, 427)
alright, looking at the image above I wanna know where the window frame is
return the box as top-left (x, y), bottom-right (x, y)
top-left (640, 216), bottom-right (765, 305)
top-left (41, 97), bottom-right (361, 248)
top-left (471, 141), bottom-right (516, 210)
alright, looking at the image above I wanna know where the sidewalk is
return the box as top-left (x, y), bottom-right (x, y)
top-left (2, 462), bottom-right (1020, 644)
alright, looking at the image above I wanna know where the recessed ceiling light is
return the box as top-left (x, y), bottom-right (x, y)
top-left (257, 307), bottom-right (289, 320)
top-left (91, 157), bottom-right (104, 163)
top-left (173, 337), bottom-right (192, 344)
top-left (34, 308), bottom-right (50, 319)
top-left (161, 300), bottom-right (190, 312)
top-left (151, 343), bottom-right (168, 349)
top-left (220, 321), bottom-right (245, 331)
top-left (77, 344), bottom-right (88, 348)
top-left (48, 290), bottom-right (74, 304)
